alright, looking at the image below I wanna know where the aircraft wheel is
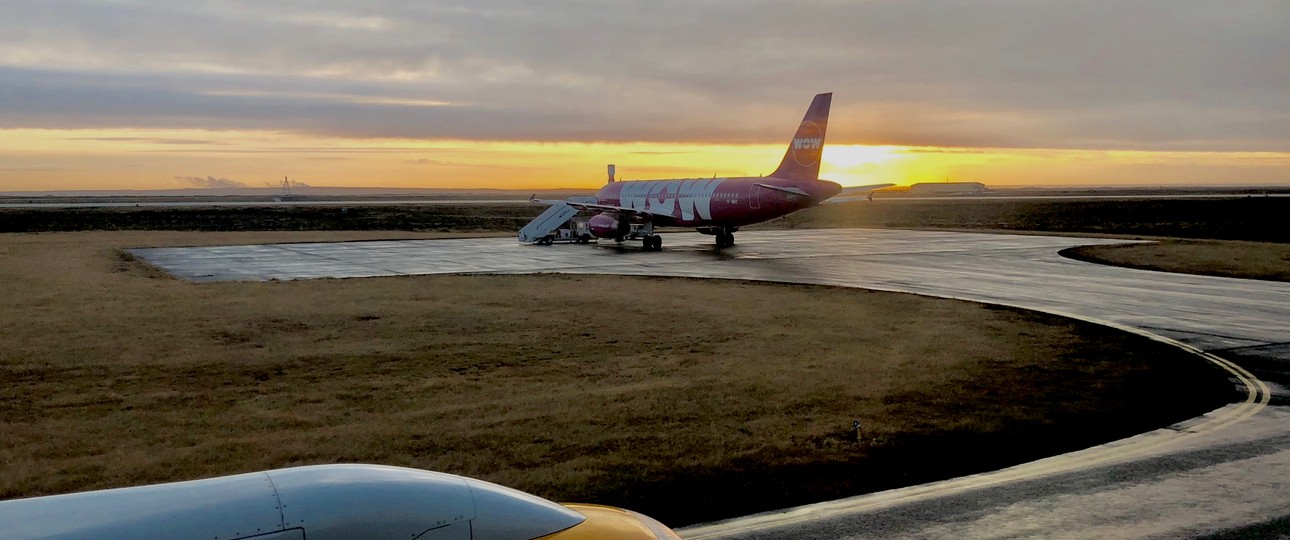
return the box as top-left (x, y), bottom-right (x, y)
top-left (651, 235), bottom-right (663, 250)
top-left (579, 234), bottom-right (592, 244)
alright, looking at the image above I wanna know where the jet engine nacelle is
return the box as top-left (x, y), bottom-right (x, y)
top-left (0, 465), bottom-right (588, 540)
top-left (588, 212), bottom-right (622, 239)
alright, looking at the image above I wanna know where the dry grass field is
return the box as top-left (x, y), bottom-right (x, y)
top-left (1063, 240), bottom-right (1290, 282)
top-left (0, 231), bottom-right (1233, 525)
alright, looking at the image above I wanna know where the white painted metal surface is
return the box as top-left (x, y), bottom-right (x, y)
top-left (0, 464), bottom-right (584, 540)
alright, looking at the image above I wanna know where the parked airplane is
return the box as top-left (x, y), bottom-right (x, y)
top-left (532, 93), bottom-right (893, 250)
top-left (0, 464), bottom-right (680, 540)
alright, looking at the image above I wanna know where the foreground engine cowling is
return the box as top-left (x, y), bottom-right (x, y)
top-left (588, 212), bottom-right (623, 239)
top-left (0, 464), bottom-right (687, 540)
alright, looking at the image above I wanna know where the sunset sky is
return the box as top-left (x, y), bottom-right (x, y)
top-left (2, 1), bottom-right (1287, 192)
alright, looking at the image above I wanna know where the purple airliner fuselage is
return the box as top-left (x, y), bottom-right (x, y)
top-left (587, 176), bottom-right (842, 232)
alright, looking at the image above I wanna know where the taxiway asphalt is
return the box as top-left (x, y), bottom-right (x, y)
top-left (132, 229), bottom-right (1290, 539)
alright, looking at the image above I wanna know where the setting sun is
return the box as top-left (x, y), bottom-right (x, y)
top-left (823, 145), bottom-right (903, 169)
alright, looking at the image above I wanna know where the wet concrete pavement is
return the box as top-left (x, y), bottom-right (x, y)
top-left (132, 228), bottom-right (1290, 539)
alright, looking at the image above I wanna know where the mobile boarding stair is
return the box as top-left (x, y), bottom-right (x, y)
top-left (518, 196), bottom-right (596, 244)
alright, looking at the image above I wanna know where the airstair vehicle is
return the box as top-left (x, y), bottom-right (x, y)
top-left (518, 196), bottom-right (597, 244)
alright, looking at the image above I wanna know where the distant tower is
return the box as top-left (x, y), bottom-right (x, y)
top-left (276, 176), bottom-right (294, 202)
top-left (607, 164), bottom-right (616, 184)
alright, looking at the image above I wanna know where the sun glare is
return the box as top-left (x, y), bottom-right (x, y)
top-left (824, 145), bottom-right (903, 168)
top-left (817, 144), bottom-right (910, 187)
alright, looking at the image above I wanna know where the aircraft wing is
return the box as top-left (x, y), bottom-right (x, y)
top-left (838, 183), bottom-right (896, 196)
top-left (530, 196), bottom-right (673, 220)
top-left (823, 183), bottom-right (896, 204)
top-left (755, 183), bottom-right (811, 197)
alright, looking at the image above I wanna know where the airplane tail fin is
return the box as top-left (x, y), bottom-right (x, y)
top-left (769, 92), bottom-right (831, 181)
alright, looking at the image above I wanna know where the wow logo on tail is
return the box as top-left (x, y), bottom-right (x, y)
top-left (791, 121), bottom-right (824, 167)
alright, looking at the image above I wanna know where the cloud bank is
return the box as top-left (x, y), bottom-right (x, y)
top-left (1, 1), bottom-right (1286, 151)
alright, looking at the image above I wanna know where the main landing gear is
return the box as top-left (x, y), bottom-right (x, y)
top-left (715, 232), bottom-right (735, 248)
top-left (697, 226), bottom-right (738, 247)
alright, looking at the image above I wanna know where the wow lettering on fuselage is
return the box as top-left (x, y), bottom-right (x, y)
top-left (609, 179), bottom-right (724, 221)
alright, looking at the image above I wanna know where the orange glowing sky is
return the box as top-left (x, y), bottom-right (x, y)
top-left (1, 2), bottom-right (1286, 192)
top-left (3, 128), bottom-right (1287, 192)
